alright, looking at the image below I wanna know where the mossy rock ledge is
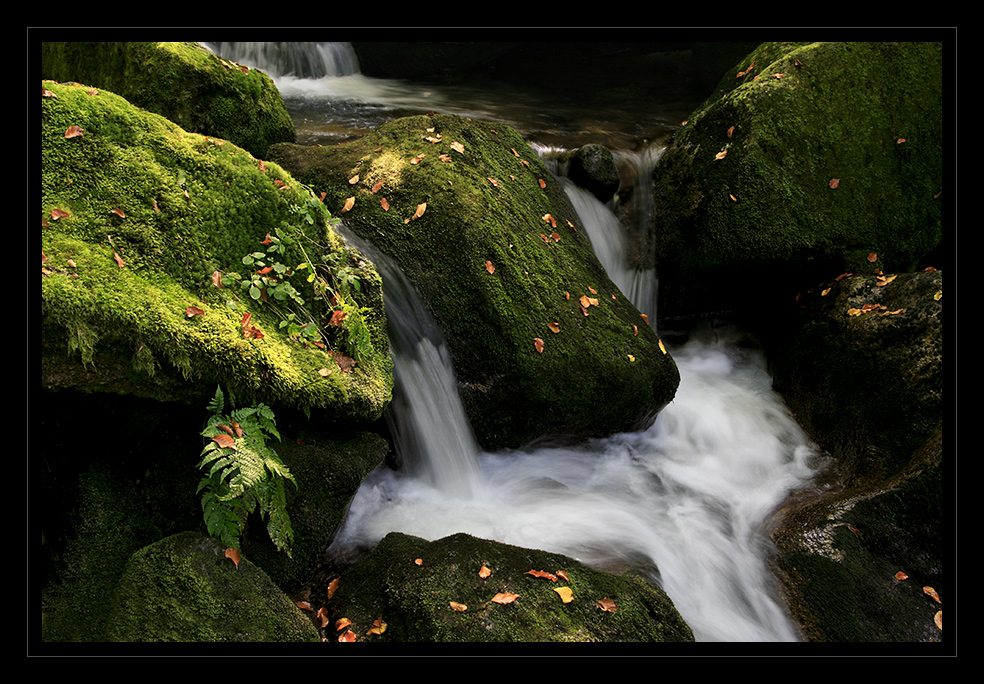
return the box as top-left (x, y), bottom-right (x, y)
top-left (40, 41), bottom-right (296, 159)
top-left (268, 114), bottom-right (680, 451)
top-left (41, 80), bottom-right (393, 425)
top-left (321, 531), bottom-right (695, 644)
top-left (653, 41), bottom-right (943, 321)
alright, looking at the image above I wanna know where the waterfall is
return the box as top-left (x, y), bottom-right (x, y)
top-left (203, 41), bottom-right (360, 79)
top-left (339, 231), bottom-right (484, 500)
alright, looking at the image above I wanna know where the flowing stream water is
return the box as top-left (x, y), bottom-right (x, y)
top-left (205, 42), bottom-right (822, 642)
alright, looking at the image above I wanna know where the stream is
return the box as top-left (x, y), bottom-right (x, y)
top-left (204, 41), bottom-right (822, 642)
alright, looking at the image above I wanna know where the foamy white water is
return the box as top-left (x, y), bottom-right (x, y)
top-left (328, 327), bottom-right (818, 642)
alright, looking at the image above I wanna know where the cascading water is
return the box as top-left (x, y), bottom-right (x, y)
top-left (203, 42), bottom-right (360, 80)
top-left (206, 43), bottom-right (821, 640)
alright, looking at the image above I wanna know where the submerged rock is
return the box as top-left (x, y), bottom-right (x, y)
top-left (269, 113), bottom-right (679, 450)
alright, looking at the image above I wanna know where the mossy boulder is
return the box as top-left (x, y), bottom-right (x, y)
top-left (767, 269), bottom-right (944, 642)
top-left (41, 80), bottom-right (392, 425)
top-left (105, 532), bottom-right (320, 642)
top-left (653, 41), bottom-right (943, 320)
top-left (40, 41), bottom-right (295, 159)
top-left (320, 531), bottom-right (694, 643)
top-left (268, 113), bottom-right (680, 450)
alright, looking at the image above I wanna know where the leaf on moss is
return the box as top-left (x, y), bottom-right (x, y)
top-left (554, 586), bottom-right (574, 603)
top-left (534, 337), bottom-right (545, 354)
top-left (596, 598), bottom-right (617, 613)
top-left (449, 601), bottom-right (468, 612)
top-left (492, 592), bottom-right (519, 604)
top-left (224, 547), bottom-right (241, 567)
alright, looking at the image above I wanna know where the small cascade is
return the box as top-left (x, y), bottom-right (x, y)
top-left (204, 42), bottom-right (360, 79)
top-left (340, 231), bottom-right (484, 500)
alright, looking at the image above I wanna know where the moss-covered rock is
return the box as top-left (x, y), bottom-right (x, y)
top-left (269, 113), bottom-right (679, 450)
top-left (653, 41), bottom-right (943, 320)
top-left (105, 532), bottom-right (319, 642)
top-left (767, 269), bottom-right (944, 642)
top-left (40, 41), bottom-right (295, 159)
top-left (320, 531), bottom-right (694, 643)
top-left (41, 80), bottom-right (392, 425)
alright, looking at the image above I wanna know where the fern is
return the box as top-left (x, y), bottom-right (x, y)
top-left (196, 386), bottom-right (296, 557)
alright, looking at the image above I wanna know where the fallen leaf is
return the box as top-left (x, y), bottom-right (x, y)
top-left (113, 251), bottom-right (125, 268)
top-left (542, 213), bottom-right (557, 229)
top-left (110, 208), bottom-right (125, 218)
top-left (554, 586), bottom-right (574, 603)
top-left (412, 203), bottom-right (427, 220)
top-left (211, 270), bottom-right (223, 288)
top-left (934, 610), bottom-right (942, 631)
top-left (449, 601), bottom-right (468, 612)
top-left (485, 260), bottom-right (495, 274)
top-left (224, 547), bottom-right (241, 567)
top-left (318, 368), bottom-right (333, 376)
top-left (894, 571), bottom-right (909, 581)
top-left (492, 592), bottom-right (519, 604)
top-left (316, 606), bottom-right (330, 628)
top-left (829, 178), bottom-right (840, 189)
top-left (185, 305), bottom-right (204, 317)
top-left (534, 337), bottom-right (545, 353)
top-left (538, 178), bottom-right (546, 189)
top-left (380, 197), bottom-right (390, 211)
top-left (658, 339), bottom-right (667, 355)
top-left (64, 125), bottom-right (84, 138)
top-left (867, 252), bottom-right (878, 262)
top-left (371, 180), bottom-right (384, 193)
top-left (339, 630), bottom-right (356, 642)
top-left (579, 295), bottom-right (599, 308)
top-left (335, 617), bottom-right (352, 631)
top-left (342, 196), bottom-right (355, 213)
top-left (627, 354), bottom-right (635, 362)
top-left (923, 586), bottom-right (941, 603)
top-left (633, 324), bottom-right (639, 336)
top-left (640, 314), bottom-right (649, 326)
top-left (212, 434), bottom-right (236, 450)
top-left (556, 570), bottom-right (570, 582)
top-left (331, 350), bottom-right (356, 372)
top-left (715, 149), bottom-right (728, 160)
top-left (451, 141), bottom-right (464, 154)
top-left (547, 322), bottom-right (560, 334)
top-left (414, 558), bottom-right (423, 565)
top-left (596, 598), bottom-right (617, 613)
top-left (527, 569), bottom-right (557, 581)
top-left (367, 617), bottom-right (387, 635)
top-left (348, 174), bottom-right (360, 185)
top-left (327, 578), bottom-right (340, 599)
top-left (295, 600), bottom-right (313, 612)
top-left (329, 310), bottom-right (349, 326)
top-left (479, 565), bottom-right (492, 579)
top-left (50, 208), bottom-right (70, 220)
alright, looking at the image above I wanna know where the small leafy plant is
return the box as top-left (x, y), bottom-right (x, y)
top-left (197, 386), bottom-right (296, 557)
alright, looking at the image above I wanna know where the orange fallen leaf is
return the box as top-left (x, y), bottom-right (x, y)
top-left (640, 314), bottom-right (649, 326)
top-left (867, 252), bottom-right (878, 262)
top-left (633, 324), bottom-right (639, 336)
top-left (224, 547), bottom-right (241, 567)
top-left (527, 569), bottom-right (557, 581)
top-left (542, 213), bottom-right (557, 228)
top-left (538, 178), bottom-right (546, 189)
top-left (451, 141), bottom-right (465, 154)
top-left (316, 606), bottom-right (330, 628)
top-left (110, 208), bottom-right (125, 218)
top-left (658, 339), bottom-right (667, 355)
top-left (371, 180), bottom-right (384, 193)
top-left (485, 260), bottom-right (495, 274)
top-left (894, 571), bottom-right (909, 581)
top-left (829, 178), bottom-right (840, 189)
top-left (50, 208), bottom-right (70, 220)
top-left (339, 630), bottom-right (356, 642)
top-left (367, 617), bottom-right (387, 635)
top-left (934, 610), bottom-right (942, 630)
top-left (556, 570), bottom-right (570, 582)
top-left (335, 617), bottom-right (352, 631)
top-left (414, 558), bottom-right (423, 566)
top-left (212, 434), bottom-right (236, 450)
top-left (342, 196), bottom-right (355, 213)
top-left (492, 592), bottom-right (519, 604)
top-left (380, 197), bottom-right (390, 211)
top-left (211, 270), bottom-right (223, 288)
top-left (923, 586), bottom-right (941, 603)
top-left (185, 305), bottom-right (204, 317)
top-left (715, 149), bottom-right (728, 160)
top-left (295, 600), bottom-right (313, 612)
top-left (113, 251), bottom-right (125, 268)
top-left (596, 598), bottom-right (617, 613)
top-left (479, 565), bottom-right (491, 578)
top-left (547, 322), bottom-right (560, 334)
top-left (327, 578), bottom-right (340, 599)
top-left (348, 174), bottom-right (360, 185)
top-left (64, 125), bottom-right (85, 138)
top-left (449, 601), bottom-right (468, 612)
top-left (534, 337), bottom-right (545, 353)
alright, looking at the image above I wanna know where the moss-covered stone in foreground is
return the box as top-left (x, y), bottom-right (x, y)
top-left (106, 532), bottom-right (319, 642)
top-left (323, 532), bottom-right (694, 643)
top-left (41, 80), bottom-right (392, 424)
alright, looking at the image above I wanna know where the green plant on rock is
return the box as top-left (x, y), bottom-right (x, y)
top-left (197, 386), bottom-right (296, 557)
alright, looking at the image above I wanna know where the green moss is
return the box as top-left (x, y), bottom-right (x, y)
top-left (40, 41), bottom-right (295, 158)
top-left (654, 41), bottom-right (943, 318)
top-left (41, 80), bottom-right (392, 422)
top-left (269, 113), bottom-right (680, 449)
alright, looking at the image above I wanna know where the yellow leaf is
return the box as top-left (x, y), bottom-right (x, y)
top-left (412, 202), bottom-right (427, 220)
top-left (658, 339), bottom-right (667, 355)
top-left (627, 354), bottom-right (635, 362)
top-left (554, 586), bottom-right (574, 603)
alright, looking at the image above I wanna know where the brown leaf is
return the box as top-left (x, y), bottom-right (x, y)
top-left (331, 350), bottom-right (356, 372)
top-left (211, 270), bottom-right (223, 288)
top-left (485, 260), bottom-right (495, 274)
top-left (526, 569), bottom-right (557, 581)
top-left (547, 322), bottom-right (560, 334)
top-left (367, 617), bottom-right (387, 635)
top-left (479, 565), bottom-right (492, 578)
top-left (334, 617), bottom-right (352, 631)
top-left (449, 601), bottom-right (468, 612)
top-left (327, 577), bottom-right (340, 599)
top-left (185, 305), bottom-right (205, 317)
top-left (110, 208), bottom-right (125, 218)
top-left (295, 600), bottom-right (313, 612)
top-left (538, 178), bottom-right (546, 189)
top-left (212, 434), bottom-right (236, 450)
top-left (829, 178), bottom-right (840, 189)
top-left (380, 197), bottom-right (390, 211)
top-left (224, 547), bottom-right (241, 567)
top-left (329, 310), bottom-right (349, 326)
top-left (867, 252), bottom-right (878, 262)
top-left (113, 251), bottom-right (125, 268)
top-left (371, 180), bottom-right (384, 193)
top-left (64, 125), bottom-right (85, 138)
top-left (923, 586), bottom-right (941, 603)
top-left (714, 149), bottom-right (728, 160)
top-left (50, 208), bottom-right (70, 220)
top-left (640, 313), bottom-right (649, 326)
top-left (316, 606), bottom-right (330, 628)
top-left (341, 196), bottom-right (355, 213)
top-left (542, 213), bottom-right (557, 229)
top-left (534, 337), bottom-right (545, 354)
top-left (596, 598), bottom-right (618, 613)
top-left (338, 629), bottom-right (357, 642)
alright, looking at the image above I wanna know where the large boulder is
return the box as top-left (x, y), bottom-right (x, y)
top-left (40, 41), bottom-right (296, 159)
top-left (268, 113), bottom-right (680, 450)
top-left (767, 268), bottom-right (945, 642)
top-left (317, 531), bottom-right (694, 643)
top-left (652, 41), bottom-right (943, 321)
top-left (41, 80), bottom-right (392, 425)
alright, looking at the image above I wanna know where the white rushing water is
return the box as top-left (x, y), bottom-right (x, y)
top-left (209, 42), bottom-right (821, 641)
